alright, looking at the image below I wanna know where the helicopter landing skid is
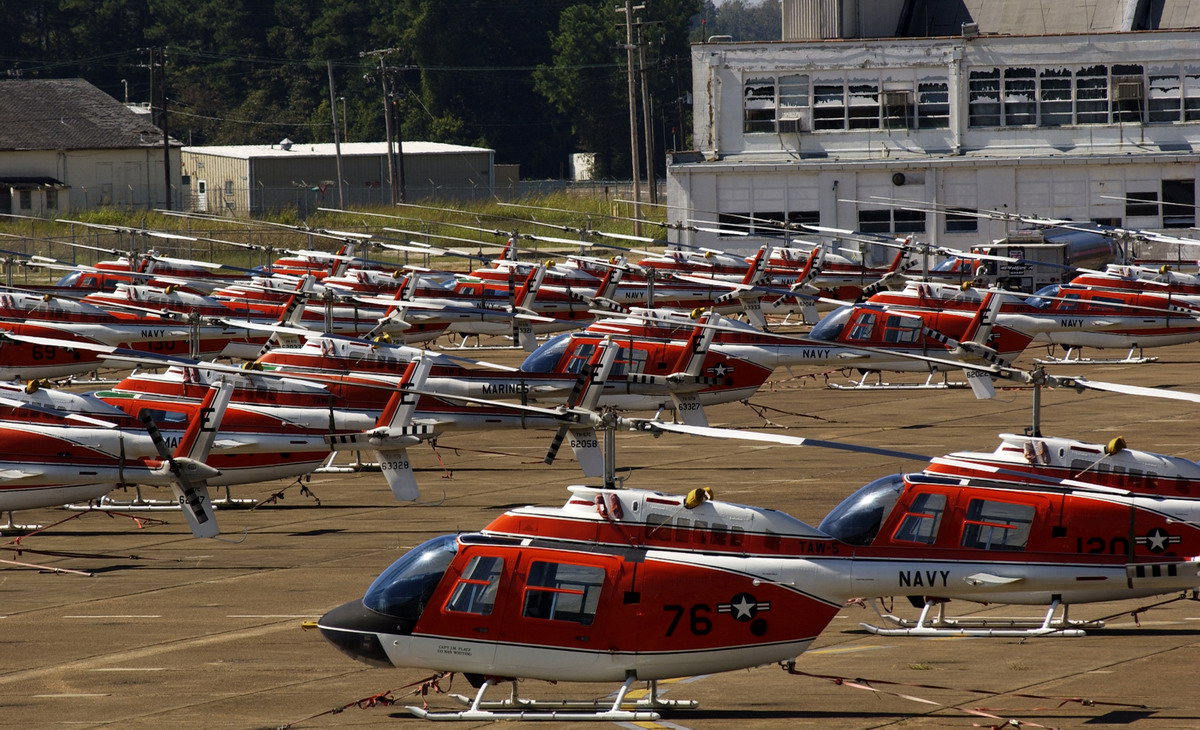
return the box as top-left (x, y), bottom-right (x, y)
top-left (1035, 346), bottom-right (1157, 365)
top-left (828, 371), bottom-right (966, 391)
top-left (0, 510), bottom-right (42, 532)
top-left (860, 597), bottom-right (1098, 637)
top-left (409, 676), bottom-right (694, 722)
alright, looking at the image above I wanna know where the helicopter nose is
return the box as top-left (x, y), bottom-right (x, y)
top-left (317, 599), bottom-right (401, 668)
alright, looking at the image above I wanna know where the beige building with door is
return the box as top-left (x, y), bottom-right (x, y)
top-left (0, 78), bottom-right (181, 214)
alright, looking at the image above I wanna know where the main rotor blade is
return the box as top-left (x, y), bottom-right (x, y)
top-left (639, 421), bottom-right (931, 462)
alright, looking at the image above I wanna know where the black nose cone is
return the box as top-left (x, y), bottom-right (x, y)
top-left (317, 600), bottom-right (403, 668)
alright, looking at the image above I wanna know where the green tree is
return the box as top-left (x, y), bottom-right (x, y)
top-left (396, 0), bottom-right (576, 177)
top-left (536, 0), bottom-right (700, 178)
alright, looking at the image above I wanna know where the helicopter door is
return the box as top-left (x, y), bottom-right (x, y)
top-left (844, 310), bottom-right (878, 342)
top-left (497, 552), bottom-right (620, 674)
top-left (412, 547), bottom-right (512, 668)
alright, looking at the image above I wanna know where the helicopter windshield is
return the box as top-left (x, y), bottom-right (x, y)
top-left (808, 306), bottom-right (852, 342)
top-left (55, 270), bottom-right (84, 287)
top-left (1024, 285), bottom-right (1061, 309)
top-left (362, 534), bottom-right (458, 624)
top-left (817, 473), bottom-right (905, 546)
top-left (520, 332), bottom-right (572, 373)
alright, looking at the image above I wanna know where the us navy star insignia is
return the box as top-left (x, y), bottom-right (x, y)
top-left (1136, 527), bottom-right (1181, 553)
top-left (717, 592), bottom-right (770, 622)
top-left (707, 362), bottom-right (733, 378)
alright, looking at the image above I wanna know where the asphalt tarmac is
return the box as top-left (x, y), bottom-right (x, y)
top-left (4, 337), bottom-right (1200, 729)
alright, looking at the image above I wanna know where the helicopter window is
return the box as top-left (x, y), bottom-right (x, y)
top-left (847, 312), bottom-right (877, 340)
top-left (883, 314), bottom-right (921, 344)
top-left (522, 561), bottom-right (605, 625)
top-left (960, 499), bottom-right (1035, 551)
top-left (362, 534), bottom-right (458, 619)
top-left (809, 306), bottom-right (851, 341)
top-left (892, 493), bottom-right (946, 544)
top-left (818, 474), bottom-right (905, 546)
top-left (1070, 458), bottom-right (1095, 476)
top-left (610, 348), bottom-right (647, 376)
top-left (564, 344), bottom-right (595, 374)
top-left (138, 408), bottom-right (188, 424)
top-left (519, 333), bottom-right (573, 373)
top-left (446, 555), bottom-right (504, 616)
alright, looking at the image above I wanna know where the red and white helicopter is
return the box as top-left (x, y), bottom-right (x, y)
top-left (315, 369), bottom-right (1200, 720)
top-left (522, 289), bottom-right (1034, 396)
top-left (0, 381), bottom-right (233, 539)
top-left (866, 278), bottom-right (1200, 364)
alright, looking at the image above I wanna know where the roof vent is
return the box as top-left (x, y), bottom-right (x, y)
top-left (279, 138), bottom-right (293, 151)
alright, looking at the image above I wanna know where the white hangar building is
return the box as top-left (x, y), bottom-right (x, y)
top-left (666, 0), bottom-right (1200, 259)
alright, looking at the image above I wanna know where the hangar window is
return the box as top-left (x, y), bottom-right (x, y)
top-left (1039, 68), bottom-right (1073, 126)
top-left (1075, 65), bottom-right (1110, 123)
top-left (916, 81), bottom-right (949, 128)
top-left (1163, 180), bottom-right (1196, 228)
top-left (743, 77), bottom-right (778, 133)
top-left (743, 74), bottom-right (810, 133)
top-left (813, 82), bottom-right (847, 130)
top-left (945, 211), bottom-right (978, 233)
top-left (1002, 67), bottom-right (1037, 126)
top-left (1185, 66), bottom-right (1200, 121)
top-left (968, 69), bottom-right (1002, 126)
top-left (1125, 191), bottom-right (1159, 218)
top-left (1148, 65), bottom-right (1182, 123)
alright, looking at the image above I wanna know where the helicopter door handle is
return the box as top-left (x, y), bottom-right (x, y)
top-left (472, 627), bottom-right (489, 633)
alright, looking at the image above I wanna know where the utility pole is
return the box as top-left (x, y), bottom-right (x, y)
top-left (617, 1), bottom-right (644, 236)
top-left (362, 48), bottom-right (404, 205)
top-left (327, 61), bottom-right (346, 208)
top-left (146, 48), bottom-right (173, 211)
top-left (636, 19), bottom-right (658, 205)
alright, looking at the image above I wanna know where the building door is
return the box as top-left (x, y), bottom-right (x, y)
top-left (196, 180), bottom-right (208, 212)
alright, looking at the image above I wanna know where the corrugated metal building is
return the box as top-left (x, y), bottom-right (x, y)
top-left (671, 0), bottom-right (1200, 256)
top-left (180, 141), bottom-right (496, 216)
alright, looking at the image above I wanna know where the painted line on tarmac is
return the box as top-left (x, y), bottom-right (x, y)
top-left (226, 614), bottom-right (318, 618)
top-left (0, 621), bottom-right (297, 687)
top-left (808, 644), bottom-right (892, 655)
top-left (63, 615), bottom-right (163, 619)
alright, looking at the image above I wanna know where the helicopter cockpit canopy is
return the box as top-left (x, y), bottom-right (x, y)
top-left (362, 533), bottom-right (459, 628)
top-left (808, 306), bottom-right (852, 342)
top-left (520, 332), bottom-right (572, 373)
top-left (817, 473), bottom-right (905, 546)
top-left (1024, 285), bottom-right (1062, 309)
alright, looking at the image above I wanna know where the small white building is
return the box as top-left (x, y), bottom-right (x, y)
top-left (181, 141), bottom-right (496, 217)
top-left (0, 78), bottom-right (181, 214)
top-left (668, 2), bottom-right (1200, 257)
